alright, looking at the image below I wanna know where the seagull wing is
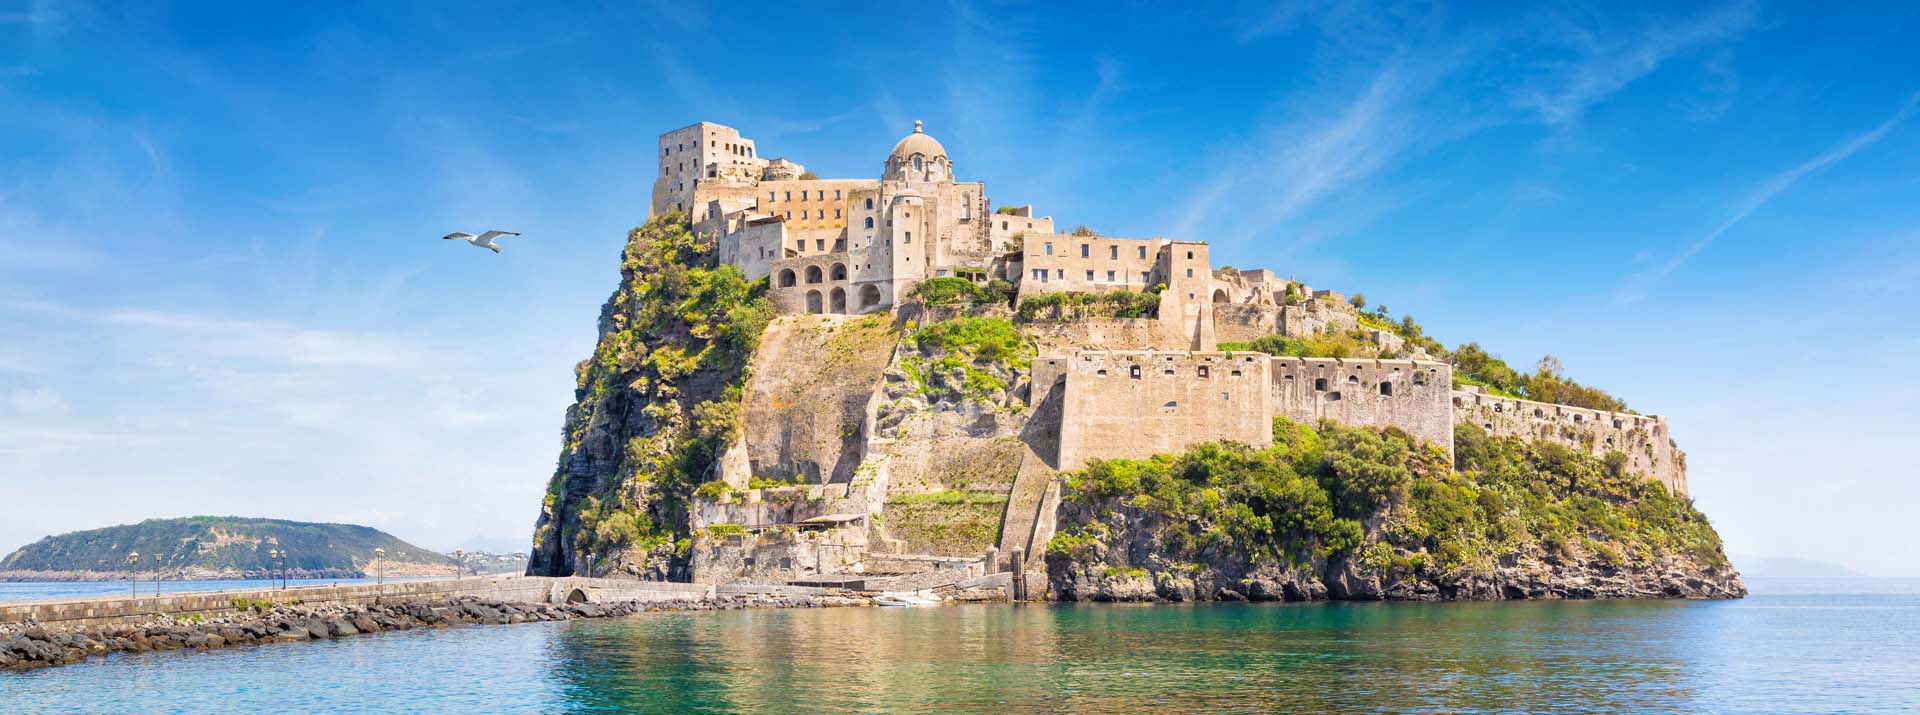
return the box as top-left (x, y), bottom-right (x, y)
top-left (443, 232), bottom-right (474, 241)
top-left (476, 230), bottom-right (520, 243)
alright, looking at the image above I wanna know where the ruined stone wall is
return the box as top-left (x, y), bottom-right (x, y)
top-left (1055, 351), bottom-right (1273, 471)
top-left (1214, 304), bottom-right (1279, 344)
top-left (1269, 357), bottom-right (1454, 451)
top-left (1023, 317), bottom-right (1184, 352)
top-left (1452, 387), bottom-right (1688, 496)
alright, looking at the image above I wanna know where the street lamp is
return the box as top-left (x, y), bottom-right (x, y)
top-left (374, 547), bottom-right (386, 585)
top-left (126, 551), bottom-right (140, 598)
top-left (267, 548), bottom-right (285, 590)
top-left (586, 551), bottom-right (596, 579)
top-left (453, 550), bottom-right (464, 579)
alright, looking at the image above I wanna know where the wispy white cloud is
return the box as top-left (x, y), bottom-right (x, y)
top-left (1515, 2), bottom-right (1758, 127)
top-left (1618, 92), bottom-right (1920, 302)
top-left (8, 387), bottom-right (67, 415)
top-left (1172, 61), bottom-right (1414, 244)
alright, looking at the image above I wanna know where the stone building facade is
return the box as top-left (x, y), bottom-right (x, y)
top-left (653, 119), bottom-right (1688, 497)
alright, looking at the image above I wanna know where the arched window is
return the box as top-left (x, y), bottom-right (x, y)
top-left (830, 263), bottom-right (847, 281)
top-left (865, 197), bottom-right (874, 210)
top-left (913, 156), bottom-right (923, 172)
top-left (864, 217), bottom-right (874, 229)
top-left (1348, 375), bottom-right (1360, 384)
top-left (777, 269), bottom-right (796, 288)
top-left (805, 290), bottom-right (823, 314)
top-left (859, 284), bottom-right (882, 310)
top-left (829, 287), bottom-right (847, 313)
top-left (1314, 377), bottom-right (1328, 391)
top-left (1212, 289), bottom-right (1228, 304)
top-left (805, 265), bottom-right (823, 284)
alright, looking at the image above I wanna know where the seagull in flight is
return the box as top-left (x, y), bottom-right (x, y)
top-left (443, 230), bottom-right (521, 254)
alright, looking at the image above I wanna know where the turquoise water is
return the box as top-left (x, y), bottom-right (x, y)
top-left (3, 579), bottom-right (1914, 714)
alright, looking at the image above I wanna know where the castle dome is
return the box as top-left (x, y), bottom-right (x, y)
top-left (889, 120), bottom-right (947, 160)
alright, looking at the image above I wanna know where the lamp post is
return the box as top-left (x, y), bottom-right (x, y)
top-left (374, 547), bottom-right (386, 585)
top-left (268, 548), bottom-right (284, 590)
top-left (126, 551), bottom-right (140, 598)
top-left (586, 552), bottom-right (596, 579)
top-left (453, 550), bottom-right (464, 580)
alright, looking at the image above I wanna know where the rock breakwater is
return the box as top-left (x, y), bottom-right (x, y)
top-left (2, 591), bottom-right (867, 671)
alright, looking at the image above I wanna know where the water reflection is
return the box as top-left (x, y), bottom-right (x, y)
top-left (548, 600), bottom-right (1711, 714)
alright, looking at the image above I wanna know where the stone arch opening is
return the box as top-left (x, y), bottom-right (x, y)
top-left (778, 269), bottom-right (796, 288)
top-left (1212, 289), bottom-right (1228, 304)
top-left (830, 287), bottom-right (847, 313)
top-left (565, 588), bottom-right (589, 604)
top-left (805, 290), bottom-right (823, 314)
top-left (805, 265), bottom-right (824, 284)
top-left (830, 263), bottom-right (847, 281)
top-left (859, 284), bottom-right (882, 310)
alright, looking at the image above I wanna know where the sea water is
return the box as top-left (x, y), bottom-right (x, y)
top-left (2, 578), bottom-right (1914, 714)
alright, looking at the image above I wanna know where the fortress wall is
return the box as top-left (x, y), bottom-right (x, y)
top-left (1023, 317), bottom-right (1184, 352)
top-left (1214, 304), bottom-right (1279, 344)
top-left (1451, 388), bottom-right (1687, 496)
top-left (1056, 351), bottom-right (1272, 471)
top-left (1269, 357), bottom-right (1454, 450)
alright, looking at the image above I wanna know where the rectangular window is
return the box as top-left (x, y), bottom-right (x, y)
top-left (835, 190), bottom-right (842, 200)
top-left (1138, 246), bottom-right (1147, 259)
top-left (1057, 269), bottom-right (1064, 279)
top-left (785, 191), bottom-right (791, 201)
top-left (796, 241), bottom-right (804, 251)
top-left (785, 211), bottom-right (792, 219)
top-left (1142, 271), bottom-right (1150, 282)
top-left (1044, 243), bottom-right (1053, 256)
top-left (815, 239), bottom-right (825, 251)
top-left (1186, 268), bottom-right (1194, 278)
top-left (1085, 270), bottom-right (1094, 281)
top-left (768, 191), bottom-right (775, 201)
top-left (1107, 270), bottom-right (1116, 282)
top-left (1109, 246), bottom-right (1118, 259)
top-left (1032, 269), bottom-right (1044, 280)
top-left (834, 209), bottom-right (842, 218)
top-left (1081, 244), bottom-right (1090, 258)
top-left (904, 232), bottom-right (912, 243)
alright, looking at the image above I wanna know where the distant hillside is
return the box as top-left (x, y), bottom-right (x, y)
top-left (0, 516), bottom-right (456, 581)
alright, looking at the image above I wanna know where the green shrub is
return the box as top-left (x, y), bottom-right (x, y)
top-left (908, 277), bottom-right (993, 306)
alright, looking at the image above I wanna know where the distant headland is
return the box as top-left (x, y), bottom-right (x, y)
top-left (0, 516), bottom-right (472, 582)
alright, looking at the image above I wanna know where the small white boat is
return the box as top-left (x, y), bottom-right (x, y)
top-left (874, 592), bottom-right (941, 607)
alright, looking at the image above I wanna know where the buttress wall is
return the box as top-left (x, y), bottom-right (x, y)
top-left (1268, 357), bottom-right (1454, 451)
top-left (1055, 351), bottom-right (1273, 471)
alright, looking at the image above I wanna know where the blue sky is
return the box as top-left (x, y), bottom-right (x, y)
top-left (3, 1), bottom-right (1917, 572)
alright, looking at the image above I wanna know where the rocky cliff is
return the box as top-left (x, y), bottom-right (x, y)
top-left (1045, 421), bottom-right (1744, 602)
top-left (525, 213), bottom-right (771, 579)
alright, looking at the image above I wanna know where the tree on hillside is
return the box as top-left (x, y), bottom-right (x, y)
top-left (1349, 293), bottom-right (1367, 310)
top-left (1071, 225), bottom-right (1096, 236)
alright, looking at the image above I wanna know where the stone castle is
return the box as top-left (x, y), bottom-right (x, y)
top-left (652, 120), bottom-right (1686, 589)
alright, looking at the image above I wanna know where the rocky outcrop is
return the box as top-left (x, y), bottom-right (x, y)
top-left (526, 213), bottom-right (772, 580)
top-left (1045, 423), bottom-right (1746, 603)
top-left (1047, 503), bottom-right (1746, 603)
